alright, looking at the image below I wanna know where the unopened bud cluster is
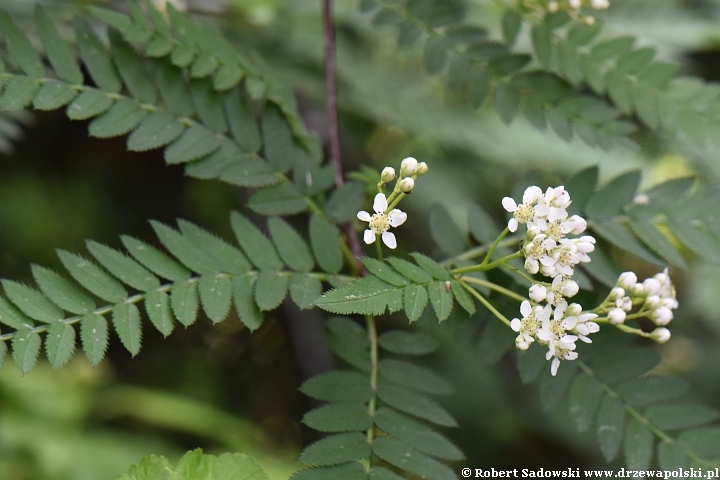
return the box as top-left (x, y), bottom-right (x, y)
top-left (357, 157), bottom-right (427, 249)
top-left (506, 186), bottom-right (598, 376)
top-left (525, 0), bottom-right (609, 24)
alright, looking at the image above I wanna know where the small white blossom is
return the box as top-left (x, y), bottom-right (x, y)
top-left (630, 283), bottom-right (645, 297)
top-left (652, 306), bottom-right (673, 326)
top-left (651, 327), bottom-right (671, 344)
top-left (398, 177), bottom-right (415, 193)
top-left (591, 0), bottom-right (609, 9)
top-left (608, 308), bottom-right (626, 325)
top-left (529, 284), bottom-right (548, 303)
top-left (417, 162), bottom-right (428, 175)
top-left (357, 193), bottom-right (407, 249)
top-left (643, 278), bottom-right (661, 296)
top-left (610, 287), bottom-right (625, 300)
top-left (569, 0), bottom-right (582, 9)
top-left (548, 0), bottom-right (559, 11)
top-left (511, 301), bottom-right (551, 350)
top-left (569, 215), bottom-right (587, 235)
top-left (618, 272), bottom-right (638, 290)
top-left (400, 157), bottom-right (418, 177)
top-left (502, 186), bottom-right (543, 232)
top-left (380, 167), bottom-right (396, 183)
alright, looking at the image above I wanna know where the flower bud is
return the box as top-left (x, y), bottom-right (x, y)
top-left (630, 283), bottom-right (645, 297)
top-left (591, 0), bottom-right (609, 9)
top-left (566, 303), bottom-right (582, 316)
top-left (560, 280), bottom-right (580, 298)
top-left (651, 327), bottom-right (671, 344)
top-left (569, 215), bottom-right (587, 235)
top-left (548, 0), bottom-right (559, 12)
top-left (400, 157), bottom-right (418, 177)
top-left (643, 278), bottom-right (661, 296)
top-left (618, 272), bottom-right (637, 290)
top-left (582, 15), bottom-right (596, 25)
top-left (398, 177), bottom-right (415, 193)
top-left (645, 295), bottom-right (660, 309)
top-left (416, 162), bottom-right (428, 175)
top-left (608, 308), bottom-right (626, 325)
top-left (610, 287), bottom-right (625, 300)
top-left (529, 284), bottom-right (548, 302)
top-left (652, 306), bottom-right (673, 326)
top-left (380, 167), bottom-right (396, 183)
top-left (569, 0), bottom-right (581, 9)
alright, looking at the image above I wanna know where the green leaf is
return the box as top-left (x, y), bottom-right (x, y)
top-left (171, 44), bottom-right (195, 68)
top-left (375, 407), bottom-right (463, 461)
top-left (477, 318), bottom-right (515, 365)
top-left (248, 182), bottom-right (307, 216)
top-left (165, 125), bottom-right (222, 164)
top-left (568, 373), bottom-right (603, 432)
top-left (213, 63), bottom-right (244, 91)
top-left (607, 71), bottom-right (633, 114)
top-left (254, 271), bottom-right (289, 311)
top-left (144, 290), bottom-right (174, 337)
top-left (233, 276), bottom-right (264, 331)
top-left (303, 403), bottom-right (372, 432)
top-left (467, 64), bottom-right (490, 108)
top-left (546, 108), bottom-right (572, 142)
top-left (627, 220), bottom-right (687, 269)
top-left (677, 428), bottom-right (720, 458)
top-left (379, 359), bottom-right (453, 395)
top-left (0, 297), bottom-right (33, 329)
top-left (0, 341), bottom-right (6, 371)
top-left (468, 203), bottom-right (501, 244)
top-left (33, 80), bottom-right (79, 111)
top-left (327, 334), bottom-right (371, 373)
top-left (428, 281), bottom-right (453, 322)
top-left (127, 111), bottom-right (185, 152)
top-left (377, 382), bottom-right (457, 427)
top-left (532, 24), bottom-right (552, 67)
top-left (597, 396), bottom-right (625, 462)
top-left (289, 273), bottom-right (322, 310)
top-left (403, 285), bottom-right (428, 323)
top-left (565, 165), bottom-right (599, 217)
top-left (199, 274), bottom-right (233, 323)
top-left (87, 6), bottom-right (132, 32)
top-left (657, 441), bottom-right (689, 470)
top-left (326, 317), bottom-right (369, 350)
top-left (516, 346), bottom-right (547, 384)
top-left (309, 215), bottom-right (343, 274)
top-left (423, 36), bottom-right (448, 74)
top-left (592, 219), bottom-right (665, 266)
top-left (87, 240), bottom-right (161, 292)
top-left (89, 98), bottom-right (148, 138)
top-left (425, 4), bottom-right (466, 27)
top-left (398, 22), bottom-right (423, 48)
top-left (74, 19), bottom-right (121, 93)
top-left (109, 30), bottom-right (156, 104)
top-left (155, 59), bottom-right (194, 117)
top-left (585, 170), bottom-right (640, 219)
top-left (0, 11), bottom-right (44, 77)
top-left (292, 463), bottom-right (366, 480)
top-left (592, 347), bottom-right (661, 383)
top-left (191, 78), bottom-right (227, 133)
top-left (2, 280), bottom-right (63, 323)
top-left (300, 433), bottom-right (371, 467)
top-left (32, 265), bottom-right (95, 315)
top-left (666, 218), bottom-right (720, 265)
top-left (171, 279), bottom-right (199, 327)
top-left (112, 302), bottom-right (142, 356)
top-left (490, 54), bottom-right (531, 77)
top-left (379, 330), bottom-right (438, 355)
top-left (45, 322), bottom-right (76, 369)
top-left (386, 257), bottom-right (432, 284)
top-left (624, 418), bottom-right (653, 471)
top-left (185, 143), bottom-right (246, 180)
top-left (539, 361), bottom-right (578, 410)
top-left (80, 313), bottom-right (108, 366)
top-left (410, 253), bottom-right (449, 280)
top-left (372, 437), bottom-right (457, 480)
top-left (362, 258), bottom-right (407, 287)
top-left (581, 246), bottom-right (621, 287)
top-left (325, 182), bottom-right (366, 223)
top-left (191, 53), bottom-right (218, 78)
top-left (315, 276), bottom-right (399, 316)
top-left (261, 104), bottom-right (295, 172)
top-left (627, 177), bottom-right (694, 219)
top-left (224, 88), bottom-right (260, 152)
top-left (36, 9), bottom-right (82, 80)
top-left (121, 235), bottom-right (191, 281)
top-left (372, 8), bottom-right (403, 26)
top-left (451, 281), bottom-right (475, 316)
top-left (501, 10), bottom-right (522, 45)
top-left (146, 36), bottom-right (174, 57)
top-left (429, 204), bottom-right (465, 256)
top-left (638, 62), bottom-right (678, 90)
top-left (300, 371), bottom-right (372, 403)
top-left (645, 404), bottom-right (719, 431)
top-left (66, 89), bottom-right (114, 120)
top-left (178, 219), bottom-right (252, 274)
top-left (616, 377), bottom-right (690, 406)
top-left (57, 250), bottom-right (127, 303)
top-left (446, 53), bottom-right (468, 92)
top-left (0, 77), bottom-right (40, 111)
top-left (268, 217), bottom-right (314, 271)
top-left (494, 84), bottom-right (519, 124)
top-left (219, 155), bottom-right (278, 187)
top-left (12, 327), bottom-right (41, 375)
top-left (522, 97), bottom-right (546, 130)
top-left (230, 212), bottom-right (284, 271)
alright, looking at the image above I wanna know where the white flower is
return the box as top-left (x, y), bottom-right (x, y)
top-left (548, 0), bottom-right (559, 11)
top-left (400, 157), bottom-right (418, 177)
top-left (357, 193), bottom-right (407, 249)
top-left (592, 0), bottom-right (609, 9)
top-left (529, 284), bottom-right (548, 303)
top-left (643, 278), bottom-right (661, 296)
top-left (569, 0), bottom-right (582, 9)
top-left (511, 301), bottom-right (550, 350)
top-left (618, 272), bottom-right (638, 290)
top-left (651, 327), bottom-right (671, 344)
top-left (569, 215), bottom-right (587, 235)
top-left (610, 287), bottom-right (625, 300)
top-left (502, 186), bottom-right (543, 232)
top-left (630, 283), bottom-right (645, 297)
top-left (380, 167), bottom-right (396, 183)
top-left (652, 306), bottom-right (673, 326)
top-left (608, 308), bottom-right (626, 325)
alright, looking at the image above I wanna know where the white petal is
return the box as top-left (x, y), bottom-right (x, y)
top-left (534, 204), bottom-right (550, 217)
top-left (373, 193), bottom-right (388, 214)
top-left (387, 209), bottom-right (407, 227)
top-left (508, 218), bottom-right (518, 232)
top-left (382, 232), bottom-right (397, 249)
top-left (502, 197), bottom-right (517, 212)
top-left (357, 211), bottom-right (371, 222)
top-left (540, 255), bottom-right (556, 266)
top-left (551, 358), bottom-right (561, 376)
top-left (537, 328), bottom-right (553, 341)
top-left (520, 300), bottom-right (532, 317)
top-left (511, 318), bottom-right (521, 332)
top-left (363, 230), bottom-right (376, 244)
top-left (523, 186), bottom-right (543, 204)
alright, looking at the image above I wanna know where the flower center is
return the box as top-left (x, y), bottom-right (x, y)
top-left (546, 221), bottom-right (564, 240)
top-left (514, 204), bottom-right (534, 223)
top-left (521, 316), bottom-right (541, 336)
top-left (369, 213), bottom-right (390, 234)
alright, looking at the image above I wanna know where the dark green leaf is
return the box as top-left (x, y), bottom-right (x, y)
top-left (80, 313), bottom-right (108, 366)
top-left (150, 221), bottom-right (219, 274)
top-left (0, 11), bottom-right (44, 77)
top-left (12, 327), bottom-right (41, 375)
top-left (546, 109), bottom-right (573, 142)
top-left (429, 204), bottom-right (466, 256)
top-left (2, 280), bottom-right (63, 323)
top-left (428, 281), bottom-right (453, 322)
top-left (74, 19), bottom-right (121, 93)
top-left (645, 404), bottom-right (719, 431)
top-left (490, 54), bottom-right (531, 77)
top-left (300, 371), bottom-right (372, 403)
top-left (66, 89), bottom-right (114, 120)
top-left (568, 373), bottom-right (603, 432)
top-left (35, 6), bottom-right (82, 84)
top-left (624, 418), bottom-right (653, 471)
top-left (539, 361), bottom-right (578, 410)
top-left (230, 212), bottom-right (284, 271)
top-left (410, 253), bottom-right (449, 280)
top-left (565, 165), bottom-right (599, 217)
top-left (45, 322), bottom-right (75, 369)
top-left (219, 156), bottom-right (279, 187)
top-left (362, 258), bottom-right (407, 287)
top-left (379, 359), bottom-right (453, 395)
top-left (468, 203), bottom-right (501, 244)
top-left (467, 64), bottom-right (490, 108)
top-left (386, 257), bottom-right (432, 284)
top-left (155, 59), bottom-right (194, 117)
top-left (213, 63), bottom-right (244, 91)
top-left (303, 403), bottom-right (372, 432)
top-left (178, 219), bottom-right (252, 274)
top-left (592, 347), bottom-right (661, 383)
top-left (677, 428), bottom-right (720, 458)
top-left (191, 78), bottom-right (227, 133)
top-left (88, 98), bottom-right (148, 138)
top-left (87, 240), bottom-right (161, 291)
top-left (315, 276), bottom-right (399, 316)
top-left (451, 281), bottom-right (475, 316)
top-left (0, 77), bottom-right (40, 111)
top-left (372, 8), bottom-right (403, 26)
top-left (616, 376), bottom-right (690, 406)
top-left (170, 278), bottom-right (199, 327)
top-left (477, 318), bottom-right (514, 365)
top-left (398, 21), bottom-right (423, 48)
top-left (164, 125), bottom-right (222, 164)
top-left (300, 433), bottom-right (371, 467)
top-left (309, 215), bottom-right (343, 274)
top-left (254, 271), bottom-right (288, 311)
top-left (109, 30), bottom-right (156, 104)
top-left (289, 273), bottom-right (322, 309)
top-left (262, 105), bottom-right (295, 172)
top-left (112, 302), bottom-right (142, 356)
top-left (494, 84), bottom-right (519, 124)
top-left (32, 265), bottom-right (95, 315)
top-left (423, 36), bottom-right (448, 74)
top-left (447, 53), bottom-right (469, 92)
top-left (372, 437), bottom-right (457, 480)
top-left (248, 182), bottom-right (307, 216)
top-left (592, 219), bottom-right (665, 266)
top-left (233, 276), bottom-right (264, 331)
top-left (516, 346), bottom-right (547, 384)
top-left (657, 441), bottom-right (689, 470)
top-left (627, 220), bottom-right (687, 269)
top-left (199, 274), bottom-right (233, 323)
top-left (268, 217), bottom-right (314, 271)
top-left (58, 250), bottom-right (127, 303)
top-left (403, 284), bottom-right (428, 323)
top-left (501, 10), bottom-right (522, 45)
top-left (144, 290), bottom-right (174, 337)
top-left (377, 382), bottom-right (457, 427)
top-left (325, 182), bottom-right (366, 223)
top-left (375, 407), bottom-right (464, 460)
top-left (33, 81), bottom-right (79, 111)
top-left (121, 235), bottom-right (191, 281)
top-left (379, 330), bottom-right (438, 355)
top-left (127, 111), bottom-right (185, 152)
top-left (224, 87), bottom-right (260, 152)
top-left (532, 24), bottom-right (552, 67)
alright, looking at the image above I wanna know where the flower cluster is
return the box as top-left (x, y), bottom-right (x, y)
top-left (600, 269), bottom-right (678, 343)
top-left (506, 186), bottom-right (599, 376)
top-left (357, 157), bottom-right (427, 249)
top-left (525, 0), bottom-right (609, 24)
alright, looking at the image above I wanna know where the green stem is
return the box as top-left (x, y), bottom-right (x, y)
top-left (386, 191), bottom-right (406, 212)
top-left (500, 262), bottom-right (536, 285)
top-left (364, 315), bottom-right (379, 472)
top-left (450, 251), bottom-right (524, 275)
top-left (459, 280), bottom-right (512, 327)
top-left (459, 276), bottom-right (528, 303)
top-left (480, 227), bottom-right (510, 266)
top-left (375, 236), bottom-right (383, 260)
top-left (577, 361), bottom-right (718, 469)
top-left (439, 237), bottom-right (521, 267)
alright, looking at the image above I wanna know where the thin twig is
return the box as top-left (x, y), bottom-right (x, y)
top-left (323, 0), bottom-right (366, 274)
